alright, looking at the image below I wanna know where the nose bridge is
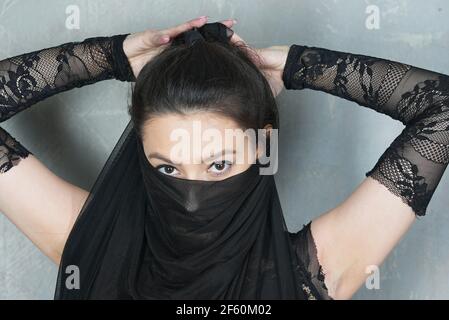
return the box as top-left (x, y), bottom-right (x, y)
top-left (183, 163), bottom-right (203, 181)
top-left (177, 165), bottom-right (211, 213)
top-left (184, 187), bottom-right (199, 212)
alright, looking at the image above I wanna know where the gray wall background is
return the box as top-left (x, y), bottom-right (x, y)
top-left (0, 0), bottom-right (448, 299)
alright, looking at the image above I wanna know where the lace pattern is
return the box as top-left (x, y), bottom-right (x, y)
top-left (290, 221), bottom-right (332, 300)
top-left (0, 126), bottom-right (31, 172)
top-left (0, 33), bottom-right (135, 173)
top-left (283, 45), bottom-right (449, 217)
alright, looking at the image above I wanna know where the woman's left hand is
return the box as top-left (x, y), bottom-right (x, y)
top-left (230, 32), bottom-right (289, 97)
top-left (122, 16), bottom-right (236, 78)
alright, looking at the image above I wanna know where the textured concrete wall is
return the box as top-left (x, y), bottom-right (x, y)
top-left (0, 0), bottom-right (448, 299)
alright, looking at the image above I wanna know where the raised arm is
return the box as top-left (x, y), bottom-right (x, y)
top-left (0, 34), bottom-right (134, 170)
top-left (282, 45), bottom-right (449, 298)
top-left (0, 33), bottom-right (134, 122)
top-left (283, 45), bottom-right (449, 216)
top-left (0, 33), bottom-right (135, 263)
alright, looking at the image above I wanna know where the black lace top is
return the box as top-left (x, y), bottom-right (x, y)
top-left (1, 36), bottom-right (448, 300)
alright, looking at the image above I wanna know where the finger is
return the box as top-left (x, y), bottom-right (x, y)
top-left (157, 33), bottom-right (170, 45)
top-left (161, 16), bottom-right (208, 39)
top-left (219, 18), bottom-right (237, 29)
top-left (229, 30), bottom-right (246, 45)
top-left (147, 31), bottom-right (171, 46)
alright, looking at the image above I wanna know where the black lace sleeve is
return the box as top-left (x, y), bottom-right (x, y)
top-left (0, 33), bottom-right (135, 172)
top-left (282, 45), bottom-right (449, 217)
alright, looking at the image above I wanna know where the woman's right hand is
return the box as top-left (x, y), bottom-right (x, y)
top-left (230, 32), bottom-right (289, 98)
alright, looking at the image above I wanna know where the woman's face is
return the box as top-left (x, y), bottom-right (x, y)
top-left (141, 112), bottom-right (270, 181)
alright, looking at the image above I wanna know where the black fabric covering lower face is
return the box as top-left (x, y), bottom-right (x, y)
top-left (54, 119), bottom-right (309, 299)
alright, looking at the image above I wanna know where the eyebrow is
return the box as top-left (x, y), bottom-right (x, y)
top-left (147, 152), bottom-right (173, 164)
top-left (148, 149), bottom-right (236, 164)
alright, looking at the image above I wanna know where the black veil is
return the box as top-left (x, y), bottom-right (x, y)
top-left (54, 23), bottom-right (313, 300)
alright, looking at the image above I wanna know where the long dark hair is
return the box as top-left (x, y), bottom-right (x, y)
top-left (128, 32), bottom-right (279, 141)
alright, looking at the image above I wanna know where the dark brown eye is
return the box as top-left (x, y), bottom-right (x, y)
top-left (164, 166), bottom-right (174, 173)
top-left (156, 165), bottom-right (178, 176)
top-left (214, 161), bottom-right (226, 171)
top-left (209, 160), bottom-right (232, 175)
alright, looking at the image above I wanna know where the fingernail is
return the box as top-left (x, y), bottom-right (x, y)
top-left (198, 15), bottom-right (207, 20)
top-left (160, 35), bottom-right (170, 43)
top-left (233, 19), bottom-right (238, 24)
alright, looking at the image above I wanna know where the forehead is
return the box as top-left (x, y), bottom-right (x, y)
top-left (140, 112), bottom-right (261, 167)
top-left (141, 112), bottom-right (243, 144)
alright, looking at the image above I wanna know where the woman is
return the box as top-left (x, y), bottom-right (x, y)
top-left (0, 16), bottom-right (447, 300)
